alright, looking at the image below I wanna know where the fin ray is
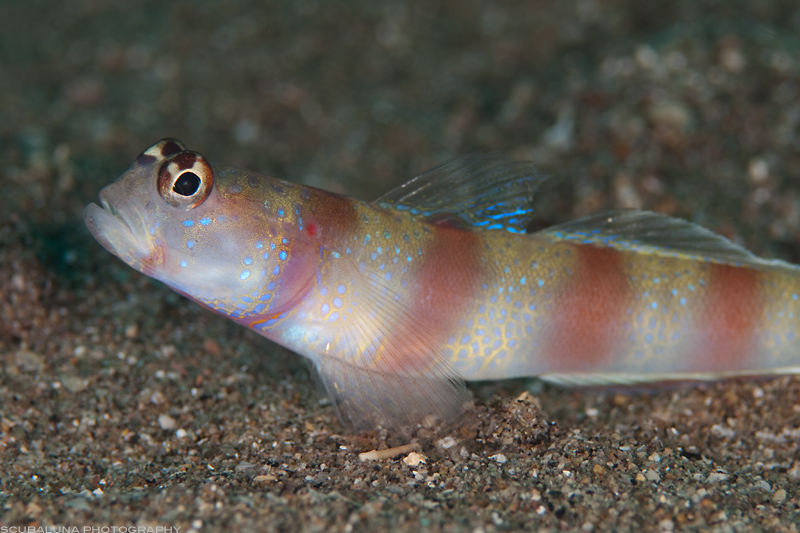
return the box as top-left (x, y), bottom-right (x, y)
top-left (375, 153), bottom-right (546, 234)
top-left (314, 249), bottom-right (472, 432)
top-left (542, 209), bottom-right (800, 270)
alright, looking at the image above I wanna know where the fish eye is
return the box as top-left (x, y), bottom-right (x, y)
top-left (173, 172), bottom-right (201, 196)
top-left (157, 151), bottom-right (214, 210)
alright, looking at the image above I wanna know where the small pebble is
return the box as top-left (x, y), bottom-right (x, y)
top-left (402, 452), bottom-right (426, 467)
top-left (748, 157), bottom-right (769, 183)
top-left (60, 374), bottom-right (88, 393)
top-left (158, 414), bottom-right (176, 430)
top-left (15, 350), bottom-right (44, 373)
top-left (437, 436), bottom-right (457, 449)
top-left (204, 338), bottom-right (222, 356)
top-left (645, 469), bottom-right (661, 482)
top-left (754, 480), bottom-right (771, 492)
top-left (125, 324), bottom-right (138, 339)
top-left (706, 472), bottom-right (729, 484)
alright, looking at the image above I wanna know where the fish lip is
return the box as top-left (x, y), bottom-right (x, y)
top-left (84, 202), bottom-right (124, 248)
top-left (94, 189), bottom-right (141, 237)
top-left (98, 190), bottom-right (124, 222)
top-left (84, 191), bottom-right (145, 259)
top-left (85, 196), bottom-right (129, 234)
top-left (100, 197), bottom-right (119, 217)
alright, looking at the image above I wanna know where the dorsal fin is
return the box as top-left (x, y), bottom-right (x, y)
top-left (541, 209), bottom-right (800, 270)
top-left (375, 154), bottom-right (546, 234)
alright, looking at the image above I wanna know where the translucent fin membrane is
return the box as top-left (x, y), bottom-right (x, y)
top-left (314, 253), bottom-right (472, 432)
top-left (376, 154), bottom-right (546, 234)
top-left (543, 209), bottom-right (800, 270)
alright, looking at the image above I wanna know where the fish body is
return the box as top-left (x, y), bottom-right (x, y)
top-left (85, 139), bottom-right (800, 430)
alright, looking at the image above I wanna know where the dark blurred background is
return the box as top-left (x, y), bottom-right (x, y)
top-left (2, 1), bottom-right (800, 278)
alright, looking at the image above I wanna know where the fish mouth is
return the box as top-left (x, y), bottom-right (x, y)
top-left (84, 201), bottom-right (128, 255)
top-left (100, 196), bottom-right (120, 217)
top-left (84, 193), bottom-right (150, 263)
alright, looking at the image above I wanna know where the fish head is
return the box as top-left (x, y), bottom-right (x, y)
top-left (85, 139), bottom-right (320, 319)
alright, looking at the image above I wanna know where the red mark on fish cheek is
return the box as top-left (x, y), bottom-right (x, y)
top-left (695, 264), bottom-right (762, 372)
top-left (547, 245), bottom-right (630, 372)
top-left (306, 221), bottom-right (318, 237)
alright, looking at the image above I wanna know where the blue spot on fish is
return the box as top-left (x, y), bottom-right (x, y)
top-left (200, 217), bottom-right (211, 225)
